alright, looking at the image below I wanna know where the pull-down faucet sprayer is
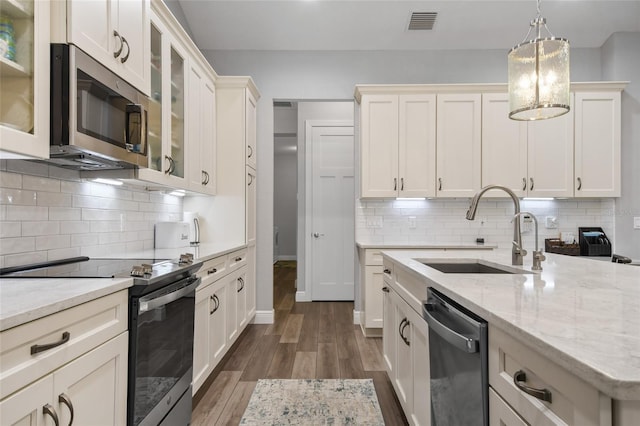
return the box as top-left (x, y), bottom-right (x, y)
top-left (466, 185), bottom-right (525, 266)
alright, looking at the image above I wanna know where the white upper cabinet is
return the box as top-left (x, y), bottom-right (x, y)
top-left (436, 93), bottom-right (482, 197)
top-left (0, 0), bottom-right (50, 159)
top-left (67, 0), bottom-right (150, 95)
top-left (526, 96), bottom-right (575, 198)
top-left (574, 91), bottom-right (622, 197)
top-left (359, 92), bottom-right (436, 198)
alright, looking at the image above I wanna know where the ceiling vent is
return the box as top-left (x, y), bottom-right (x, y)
top-left (274, 101), bottom-right (293, 108)
top-left (408, 12), bottom-right (437, 31)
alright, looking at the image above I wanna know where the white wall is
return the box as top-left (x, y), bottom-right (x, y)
top-left (201, 47), bottom-right (604, 312)
top-left (0, 160), bottom-right (183, 267)
top-left (602, 32), bottom-right (640, 261)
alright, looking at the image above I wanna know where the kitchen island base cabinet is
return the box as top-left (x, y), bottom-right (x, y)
top-left (383, 272), bottom-right (430, 426)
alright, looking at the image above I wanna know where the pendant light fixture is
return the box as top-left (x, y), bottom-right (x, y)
top-left (508, 0), bottom-right (570, 121)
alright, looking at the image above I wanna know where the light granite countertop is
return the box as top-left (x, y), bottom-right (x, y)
top-left (356, 241), bottom-right (496, 249)
top-left (0, 242), bottom-right (246, 332)
top-left (382, 249), bottom-right (640, 400)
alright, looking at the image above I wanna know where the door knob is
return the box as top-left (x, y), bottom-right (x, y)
top-left (313, 232), bottom-right (325, 238)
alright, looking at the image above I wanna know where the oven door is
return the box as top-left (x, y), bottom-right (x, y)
top-left (128, 275), bottom-right (200, 426)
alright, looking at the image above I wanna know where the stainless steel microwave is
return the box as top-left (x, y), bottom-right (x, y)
top-left (49, 44), bottom-right (148, 170)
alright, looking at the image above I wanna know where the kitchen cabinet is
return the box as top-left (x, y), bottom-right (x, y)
top-left (246, 244), bottom-right (257, 321)
top-left (574, 90), bottom-right (622, 197)
top-left (65, 0), bottom-right (150, 94)
top-left (359, 93), bottom-right (436, 198)
top-left (0, 290), bottom-right (128, 425)
top-left (187, 60), bottom-right (217, 195)
top-left (436, 93), bottom-right (482, 197)
top-left (0, 0), bottom-right (50, 159)
top-left (489, 326), bottom-right (609, 426)
top-left (137, 9), bottom-right (188, 188)
top-left (359, 248), bottom-right (392, 336)
top-left (382, 266), bottom-right (430, 426)
top-left (482, 92), bottom-right (575, 198)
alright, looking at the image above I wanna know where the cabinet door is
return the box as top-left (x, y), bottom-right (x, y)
top-left (193, 281), bottom-right (215, 393)
top-left (246, 244), bottom-right (257, 321)
top-left (382, 279), bottom-right (395, 379)
top-left (0, 0), bottom-right (50, 159)
top-left (398, 94), bottom-right (436, 198)
top-left (225, 272), bottom-right (238, 343)
top-left (436, 94), bottom-right (482, 197)
top-left (168, 41), bottom-right (187, 181)
top-left (393, 291), bottom-right (413, 415)
top-left (147, 20), bottom-right (164, 173)
top-left (116, 0), bottom-right (149, 94)
top-left (527, 95), bottom-right (574, 198)
top-left (68, 0), bottom-right (116, 74)
top-left (408, 303), bottom-right (430, 426)
top-left (200, 78), bottom-right (217, 194)
top-left (53, 332), bottom-right (128, 426)
top-left (360, 95), bottom-right (399, 198)
top-left (574, 91), bottom-right (621, 197)
top-left (236, 269), bottom-right (248, 330)
top-left (0, 375), bottom-right (53, 426)
top-left (489, 388), bottom-right (527, 426)
top-left (210, 281), bottom-right (228, 366)
top-left (246, 90), bottom-right (257, 169)
top-left (247, 167), bottom-right (257, 245)
top-left (364, 265), bottom-right (384, 329)
top-left (481, 93), bottom-right (528, 197)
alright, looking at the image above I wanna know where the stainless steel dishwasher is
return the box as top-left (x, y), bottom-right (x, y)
top-left (423, 288), bottom-right (488, 426)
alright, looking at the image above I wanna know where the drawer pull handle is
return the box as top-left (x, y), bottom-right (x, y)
top-left (210, 294), bottom-right (220, 314)
top-left (399, 318), bottom-right (410, 346)
top-left (207, 268), bottom-right (217, 275)
top-left (382, 286), bottom-right (390, 293)
top-left (530, 177), bottom-right (534, 191)
top-left (383, 268), bottom-right (391, 274)
top-left (237, 277), bottom-right (245, 292)
top-left (522, 177), bottom-right (527, 191)
top-left (31, 332), bottom-right (70, 355)
top-left (513, 370), bottom-right (552, 403)
top-left (577, 177), bottom-right (582, 191)
top-left (59, 393), bottom-right (74, 426)
top-left (393, 178), bottom-right (397, 191)
top-left (43, 404), bottom-right (60, 426)
top-left (235, 257), bottom-right (242, 262)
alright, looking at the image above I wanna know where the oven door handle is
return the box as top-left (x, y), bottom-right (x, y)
top-left (423, 302), bottom-right (479, 353)
top-left (138, 277), bottom-right (200, 314)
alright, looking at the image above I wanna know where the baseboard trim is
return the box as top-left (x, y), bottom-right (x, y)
top-left (296, 291), bottom-right (311, 302)
top-left (277, 255), bottom-right (297, 261)
top-left (353, 310), bottom-right (362, 326)
top-left (252, 310), bottom-right (275, 324)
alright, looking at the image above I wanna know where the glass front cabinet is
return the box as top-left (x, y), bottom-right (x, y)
top-left (0, 0), bottom-right (50, 159)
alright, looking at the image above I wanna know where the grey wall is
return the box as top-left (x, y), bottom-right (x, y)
top-left (201, 47), bottom-right (604, 313)
top-left (162, 0), bottom-right (195, 40)
top-left (274, 138), bottom-right (297, 260)
top-left (602, 32), bottom-right (640, 260)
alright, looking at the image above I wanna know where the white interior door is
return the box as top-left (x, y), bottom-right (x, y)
top-left (306, 121), bottom-right (355, 301)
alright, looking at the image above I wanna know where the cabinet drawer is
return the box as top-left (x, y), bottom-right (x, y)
top-left (489, 387), bottom-right (527, 426)
top-left (198, 255), bottom-right (228, 284)
top-left (0, 290), bottom-right (128, 400)
top-left (365, 249), bottom-right (383, 266)
top-left (228, 248), bottom-right (248, 271)
top-left (489, 327), bottom-right (610, 426)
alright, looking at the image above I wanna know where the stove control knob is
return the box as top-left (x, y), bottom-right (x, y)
top-left (130, 265), bottom-right (145, 277)
top-left (141, 264), bottom-right (153, 274)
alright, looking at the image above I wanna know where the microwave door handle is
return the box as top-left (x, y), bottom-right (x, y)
top-left (125, 103), bottom-right (143, 152)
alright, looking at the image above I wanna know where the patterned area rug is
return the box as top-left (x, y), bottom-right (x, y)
top-left (240, 379), bottom-right (385, 425)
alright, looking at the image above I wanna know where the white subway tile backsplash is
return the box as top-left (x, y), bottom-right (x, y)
top-left (0, 188), bottom-right (37, 205)
top-left (0, 171), bottom-right (21, 188)
top-left (36, 192), bottom-right (72, 207)
top-left (82, 208), bottom-right (125, 221)
top-left (0, 237), bottom-right (35, 255)
top-left (71, 233), bottom-right (99, 247)
top-left (0, 221), bottom-right (21, 238)
top-left (22, 221), bottom-right (60, 237)
top-left (35, 235), bottom-right (70, 251)
top-left (3, 251), bottom-right (47, 267)
top-left (6, 205), bottom-right (48, 221)
top-left (47, 247), bottom-right (81, 261)
top-left (60, 180), bottom-right (92, 195)
top-left (49, 207), bottom-right (82, 221)
top-left (60, 221), bottom-right (91, 234)
top-left (6, 161), bottom-right (48, 177)
top-left (23, 175), bottom-right (61, 192)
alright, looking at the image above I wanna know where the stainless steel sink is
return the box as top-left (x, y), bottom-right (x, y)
top-left (419, 260), bottom-right (532, 274)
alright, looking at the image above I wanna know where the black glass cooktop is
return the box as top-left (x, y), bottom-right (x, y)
top-left (0, 256), bottom-right (168, 278)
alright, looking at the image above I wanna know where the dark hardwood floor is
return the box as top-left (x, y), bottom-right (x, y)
top-left (192, 261), bottom-right (409, 425)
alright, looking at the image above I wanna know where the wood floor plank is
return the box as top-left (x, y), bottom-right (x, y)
top-left (265, 307), bottom-right (289, 335)
top-left (368, 371), bottom-right (409, 426)
top-left (277, 292), bottom-right (295, 310)
top-left (221, 324), bottom-right (269, 371)
top-left (214, 380), bottom-right (257, 426)
top-left (240, 334), bottom-right (282, 381)
top-left (355, 329), bottom-right (385, 371)
top-left (280, 313), bottom-right (304, 343)
top-left (316, 342), bottom-right (340, 379)
top-left (191, 370), bottom-right (242, 426)
top-left (336, 326), bottom-right (361, 360)
top-left (291, 352), bottom-right (317, 379)
top-left (295, 310), bottom-right (319, 351)
top-left (266, 343), bottom-right (297, 379)
top-left (338, 356), bottom-right (367, 379)
top-left (317, 303), bottom-right (336, 344)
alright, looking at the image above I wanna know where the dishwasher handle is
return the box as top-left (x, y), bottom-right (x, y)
top-left (423, 302), bottom-right (479, 353)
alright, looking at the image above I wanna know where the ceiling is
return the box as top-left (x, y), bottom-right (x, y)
top-left (176, 0), bottom-right (640, 52)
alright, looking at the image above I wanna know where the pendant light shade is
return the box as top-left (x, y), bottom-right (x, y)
top-left (508, 1), bottom-right (570, 121)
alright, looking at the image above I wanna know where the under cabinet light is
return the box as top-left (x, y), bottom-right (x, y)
top-left (92, 178), bottom-right (123, 186)
top-left (168, 190), bottom-right (186, 197)
top-left (523, 197), bottom-right (553, 201)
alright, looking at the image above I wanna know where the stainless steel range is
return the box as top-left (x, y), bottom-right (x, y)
top-left (1, 254), bottom-right (202, 426)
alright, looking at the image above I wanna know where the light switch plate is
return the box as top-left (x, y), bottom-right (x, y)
top-left (634, 217), bottom-right (640, 229)
top-left (408, 216), bottom-right (416, 229)
top-left (545, 216), bottom-right (558, 229)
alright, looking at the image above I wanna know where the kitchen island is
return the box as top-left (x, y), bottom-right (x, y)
top-left (382, 249), bottom-right (640, 425)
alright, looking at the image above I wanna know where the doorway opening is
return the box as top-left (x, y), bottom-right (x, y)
top-left (272, 100), bottom-right (354, 303)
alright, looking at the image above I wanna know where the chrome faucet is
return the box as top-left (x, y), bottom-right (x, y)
top-left (513, 212), bottom-right (546, 271)
top-left (466, 185), bottom-right (525, 266)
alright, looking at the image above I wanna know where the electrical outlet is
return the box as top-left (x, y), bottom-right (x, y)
top-left (366, 216), bottom-right (383, 229)
top-left (521, 214), bottom-right (533, 233)
top-left (408, 216), bottom-right (416, 229)
top-left (545, 216), bottom-right (558, 229)
top-left (634, 217), bottom-right (640, 229)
